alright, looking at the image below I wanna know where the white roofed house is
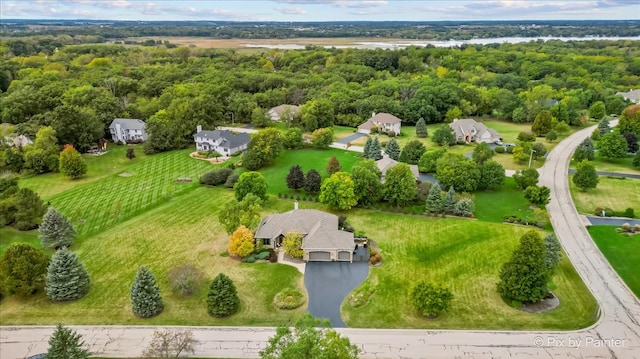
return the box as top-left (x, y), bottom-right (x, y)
top-left (616, 89), bottom-right (640, 104)
top-left (193, 126), bottom-right (251, 156)
top-left (254, 206), bottom-right (356, 262)
top-left (267, 104), bottom-right (300, 122)
top-left (449, 118), bottom-right (501, 144)
top-left (109, 118), bottom-right (148, 144)
top-left (358, 112), bottom-right (402, 135)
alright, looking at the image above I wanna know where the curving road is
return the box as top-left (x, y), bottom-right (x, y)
top-left (2, 123), bottom-right (639, 359)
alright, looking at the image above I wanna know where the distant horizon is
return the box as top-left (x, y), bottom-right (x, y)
top-left (3, 18), bottom-right (640, 23)
top-left (2, 0), bottom-right (639, 22)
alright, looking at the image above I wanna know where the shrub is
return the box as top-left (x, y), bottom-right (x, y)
top-left (604, 208), bottom-right (614, 217)
top-left (506, 146), bottom-right (514, 154)
top-left (255, 251), bottom-right (270, 260)
top-left (168, 263), bottom-right (204, 296)
top-left (0, 243), bottom-right (49, 296)
top-left (594, 207), bottom-right (604, 216)
top-left (517, 131), bottom-right (536, 142)
top-left (410, 281), bottom-right (453, 318)
top-left (453, 198), bottom-right (475, 217)
top-left (199, 168), bottom-right (233, 186)
top-left (495, 146), bottom-right (505, 154)
top-left (241, 255), bottom-right (256, 263)
top-left (622, 223), bottom-right (631, 232)
top-left (273, 288), bottom-right (305, 309)
top-left (624, 208), bottom-right (635, 218)
top-left (634, 224), bottom-right (640, 233)
top-left (225, 173), bottom-right (239, 188)
top-left (369, 253), bottom-right (382, 265)
top-left (207, 273), bottom-right (239, 317)
top-left (269, 251), bottom-right (278, 263)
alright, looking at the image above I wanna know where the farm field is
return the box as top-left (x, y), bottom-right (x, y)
top-left (587, 226), bottom-right (640, 297)
top-left (570, 176), bottom-right (640, 215)
top-left (341, 211), bottom-right (598, 330)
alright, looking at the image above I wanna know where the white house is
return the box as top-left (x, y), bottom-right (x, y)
top-left (109, 118), bottom-right (147, 143)
top-left (193, 125), bottom-right (251, 156)
top-left (267, 104), bottom-right (300, 122)
top-left (357, 113), bottom-right (402, 135)
top-left (449, 119), bottom-right (501, 144)
top-left (616, 89), bottom-right (640, 104)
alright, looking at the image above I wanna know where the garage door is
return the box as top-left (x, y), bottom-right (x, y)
top-left (337, 251), bottom-right (351, 261)
top-left (308, 251), bottom-right (331, 261)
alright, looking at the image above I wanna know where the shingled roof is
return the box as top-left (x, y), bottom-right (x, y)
top-left (109, 118), bottom-right (146, 130)
top-left (358, 113), bottom-right (402, 130)
top-left (194, 129), bottom-right (250, 149)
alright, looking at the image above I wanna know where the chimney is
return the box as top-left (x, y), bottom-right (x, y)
top-left (372, 112), bottom-right (376, 118)
top-left (294, 200), bottom-right (299, 211)
top-left (196, 125), bottom-right (202, 133)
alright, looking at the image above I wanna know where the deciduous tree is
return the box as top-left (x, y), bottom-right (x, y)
top-left (472, 142), bottom-right (494, 164)
top-left (513, 168), bottom-right (539, 190)
top-left (618, 105), bottom-right (640, 136)
top-left (0, 243), bottom-right (49, 296)
top-left (207, 273), bottom-right (239, 318)
top-left (286, 165), bottom-right (305, 191)
top-left (383, 163), bottom-right (417, 206)
top-left (311, 127), bottom-right (334, 149)
top-left (319, 172), bottom-right (358, 210)
top-left (283, 127), bottom-right (303, 149)
top-left (523, 185), bottom-right (551, 206)
top-left (497, 230), bottom-right (550, 304)
top-left (351, 160), bottom-right (382, 206)
top-left (531, 109), bottom-right (553, 136)
top-left (39, 207), bottom-right (76, 249)
top-left (589, 101), bottom-right (606, 120)
top-left (131, 266), bottom-right (163, 318)
top-left (418, 148), bottom-right (446, 173)
top-left (399, 140), bottom-right (426, 165)
top-left (59, 144), bottom-right (87, 179)
top-left (303, 169), bottom-right (322, 194)
top-left (234, 171), bottom-right (268, 201)
top-left (435, 153), bottom-right (481, 192)
top-left (478, 160), bottom-right (505, 190)
top-left (598, 132), bottom-right (628, 159)
top-left (432, 125), bottom-right (455, 146)
top-left (228, 225), bottom-right (255, 258)
top-left (282, 231), bottom-right (304, 259)
top-left (244, 128), bottom-right (284, 170)
top-left (572, 160), bottom-right (599, 191)
top-left (410, 281), bottom-right (453, 318)
top-left (142, 329), bottom-right (198, 359)
top-left (45, 247), bottom-right (90, 301)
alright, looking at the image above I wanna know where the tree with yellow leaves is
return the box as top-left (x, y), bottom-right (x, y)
top-left (228, 225), bottom-right (255, 258)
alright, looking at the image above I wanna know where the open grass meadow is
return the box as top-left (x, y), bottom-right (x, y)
top-left (570, 153), bottom-right (640, 176)
top-left (0, 186), bottom-right (307, 326)
top-left (341, 211), bottom-right (598, 330)
top-left (474, 177), bottom-right (536, 224)
top-left (260, 148), bottom-right (363, 196)
top-left (570, 176), bottom-right (640, 215)
top-left (587, 226), bottom-right (640, 298)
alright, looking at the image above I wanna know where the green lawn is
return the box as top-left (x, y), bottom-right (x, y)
top-left (587, 226), bottom-right (640, 297)
top-left (0, 227), bottom-right (42, 254)
top-left (0, 187), bottom-right (307, 326)
top-left (341, 211), bottom-right (598, 330)
top-left (570, 153), bottom-right (640, 175)
top-left (260, 148), bottom-right (363, 196)
top-left (570, 176), bottom-right (640, 215)
top-left (474, 177), bottom-right (535, 223)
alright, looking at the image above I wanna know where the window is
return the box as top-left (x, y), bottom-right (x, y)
top-left (262, 238), bottom-right (270, 246)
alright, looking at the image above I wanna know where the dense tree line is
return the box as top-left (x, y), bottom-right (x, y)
top-left (0, 37), bottom-right (638, 159)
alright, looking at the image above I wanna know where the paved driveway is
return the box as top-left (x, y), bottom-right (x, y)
top-left (304, 258), bottom-right (369, 328)
top-left (336, 132), bottom-right (366, 144)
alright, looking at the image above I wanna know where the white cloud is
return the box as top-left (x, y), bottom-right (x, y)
top-left (274, 0), bottom-right (388, 8)
top-left (277, 6), bottom-right (307, 14)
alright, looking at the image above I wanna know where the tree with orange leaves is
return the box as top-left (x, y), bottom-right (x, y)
top-left (228, 225), bottom-right (255, 258)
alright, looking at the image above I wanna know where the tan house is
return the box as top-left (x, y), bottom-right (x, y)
top-left (449, 118), bottom-right (501, 144)
top-left (254, 206), bottom-right (355, 262)
top-left (375, 156), bottom-right (420, 183)
top-left (267, 104), bottom-right (300, 122)
top-left (358, 112), bottom-right (402, 135)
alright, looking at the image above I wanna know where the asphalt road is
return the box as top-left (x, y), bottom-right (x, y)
top-left (2, 122), bottom-right (640, 359)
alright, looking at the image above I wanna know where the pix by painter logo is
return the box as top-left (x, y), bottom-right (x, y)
top-left (534, 336), bottom-right (625, 348)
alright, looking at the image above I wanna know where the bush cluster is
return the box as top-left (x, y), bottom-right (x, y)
top-left (273, 288), bottom-right (305, 310)
top-left (199, 168), bottom-right (233, 186)
top-left (503, 215), bottom-right (543, 228)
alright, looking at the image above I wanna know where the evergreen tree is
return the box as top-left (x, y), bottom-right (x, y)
top-left (443, 186), bottom-right (456, 214)
top-left (46, 324), bottom-right (90, 359)
top-left (303, 169), bottom-right (322, 194)
top-left (497, 230), bottom-right (550, 304)
top-left (45, 248), bottom-right (90, 302)
top-left (425, 184), bottom-right (444, 214)
top-left (416, 117), bottom-right (428, 138)
top-left (126, 148), bottom-right (135, 160)
top-left (572, 160), bottom-right (599, 191)
top-left (130, 266), bottom-right (164, 318)
top-left (384, 138), bottom-right (401, 160)
top-left (370, 137), bottom-right (382, 160)
top-left (59, 144), bottom-right (87, 179)
top-left (326, 156), bottom-right (341, 175)
top-left (597, 117), bottom-right (611, 135)
top-left (544, 233), bottom-right (562, 271)
top-left (363, 136), bottom-right (373, 159)
top-left (286, 165), bottom-right (305, 191)
top-left (207, 273), bottom-right (240, 318)
top-left (573, 138), bottom-right (595, 162)
top-left (14, 188), bottom-right (47, 231)
top-left (531, 110), bottom-right (553, 136)
top-left (39, 208), bottom-right (76, 250)
top-left (0, 243), bottom-right (49, 296)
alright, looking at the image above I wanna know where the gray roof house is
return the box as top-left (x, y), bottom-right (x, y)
top-left (449, 118), bottom-right (501, 144)
top-left (358, 113), bottom-right (402, 135)
top-left (193, 126), bottom-right (251, 156)
top-left (375, 156), bottom-right (420, 183)
top-left (109, 118), bottom-right (147, 144)
top-left (268, 104), bottom-right (300, 122)
top-left (616, 89), bottom-right (640, 104)
top-left (254, 206), bottom-right (355, 262)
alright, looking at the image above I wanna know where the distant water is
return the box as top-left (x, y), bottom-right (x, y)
top-left (244, 36), bottom-right (640, 50)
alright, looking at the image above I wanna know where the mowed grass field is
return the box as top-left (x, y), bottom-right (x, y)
top-left (0, 186), bottom-right (307, 325)
top-left (570, 153), bottom-right (640, 176)
top-left (341, 211), bottom-right (598, 330)
top-left (587, 226), bottom-right (640, 298)
top-left (570, 176), bottom-right (640, 215)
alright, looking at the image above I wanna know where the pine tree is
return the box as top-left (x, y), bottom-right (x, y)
top-left (416, 117), bottom-right (428, 138)
top-left (130, 266), bottom-right (163, 318)
top-left (59, 144), bottom-right (87, 179)
top-left (385, 138), bottom-right (401, 160)
top-left (45, 248), bottom-right (90, 302)
top-left (443, 186), bottom-right (456, 214)
top-left (573, 138), bottom-right (594, 162)
top-left (363, 136), bottom-right (373, 159)
top-left (207, 273), bottom-right (240, 318)
top-left (543, 233), bottom-right (562, 271)
top-left (39, 208), bottom-right (76, 250)
top-left (370, 137), bottom-right (383, 160)
top-left (425, 185), bottom-right (444, 214)
top-left (303, 169), bottom-right (322, 194)
top-left (286, 165), bottom-right (305, 191)
top-left (597, 116), bottom-right (611, 134)
top-left (46, 324), bottom-right (90, 359)
top-left (497, 230), bottom-right (550, 304)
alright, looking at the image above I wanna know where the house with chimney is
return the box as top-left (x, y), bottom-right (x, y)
top-left (449, 119), bottom-right (501, 144)
top-left (193, 125), bottom-right (251, 156)
top-left (357, 113), bottom-right (402, 135)
top-left (109, 118), bottom-right (147, 144)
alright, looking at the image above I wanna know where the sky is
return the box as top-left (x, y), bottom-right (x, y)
top-left (1, 0), bottom-right (639, 21)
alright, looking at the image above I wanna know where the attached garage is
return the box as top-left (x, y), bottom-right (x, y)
top-left (337, 251), bottom-right (352, 261)
top-left (308, 251), bottom-right (331, 261)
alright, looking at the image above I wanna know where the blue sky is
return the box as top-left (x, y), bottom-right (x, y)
top-left (2, 0), bottom-right (639, 21)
